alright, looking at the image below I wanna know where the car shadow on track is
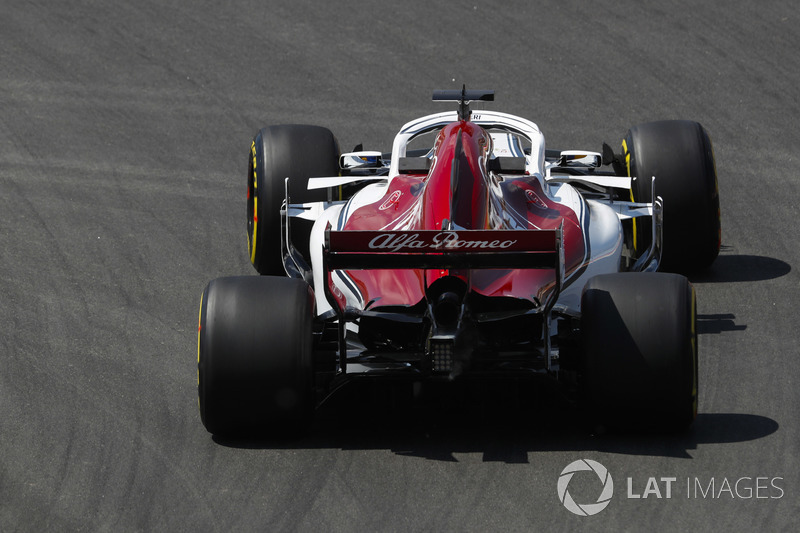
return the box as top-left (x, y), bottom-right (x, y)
top-left (688, 253), bottom-right (791, 283)
top-left (213, 380), bottom-right (779, 462)
top-left (211, 252), bottom-right (786, 460)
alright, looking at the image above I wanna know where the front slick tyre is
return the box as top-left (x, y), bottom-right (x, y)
top-left (247, 125), bottom-right (339, 275)
top-left (198, 276), bottom-right (315, 437)
top-left (581, 272), bottom-right (698, 433)
top-left (624, 120), bottom-right (721, 273)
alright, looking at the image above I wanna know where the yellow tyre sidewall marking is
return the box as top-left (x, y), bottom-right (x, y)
top-left (622, 138), bottom-right (638, 252)
top-left (249, 140), bottom-right (258, 265)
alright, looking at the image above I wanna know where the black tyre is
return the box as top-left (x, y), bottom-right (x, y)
top-left (623, 120), bottom-right (721, 273)
top-left (580, 272), bottom-right (697, 432)
top-left (198, 276), bottom-right (315, 436)
top-left (248, 125), bottom-right (339, 275)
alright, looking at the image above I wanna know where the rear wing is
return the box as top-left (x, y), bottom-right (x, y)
top-left (325, 229), bottom-right (559, 270)
top-left (322, 226), bottom-right (565, 316)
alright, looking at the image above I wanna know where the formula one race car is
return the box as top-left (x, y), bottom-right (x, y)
top-left (197, 88), bottom-right (720, 436)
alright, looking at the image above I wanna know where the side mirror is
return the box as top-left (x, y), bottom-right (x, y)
top-left (559, 150), bottom-right (602, 168)
top-left (339, 151), bottom-right (384, 172)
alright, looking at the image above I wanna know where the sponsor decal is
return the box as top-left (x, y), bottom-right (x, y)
top-left (327, 229), bottom-right (557, 257)
top-left (379, 190), bottom-right (402, 210)
top-left (367, 231), bottom-right (517, 253)
top-left (526, 188), bottom-right (548, 209)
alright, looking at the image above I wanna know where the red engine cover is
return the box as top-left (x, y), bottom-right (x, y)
top-left (340, 120), bottom-right (586, 308)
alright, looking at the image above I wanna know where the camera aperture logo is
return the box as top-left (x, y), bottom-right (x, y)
top-left (557, 459), bottom-right (614, 516)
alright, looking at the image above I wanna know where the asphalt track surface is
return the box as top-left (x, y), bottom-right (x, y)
top-left (2, 1), bottom-right (799, 531)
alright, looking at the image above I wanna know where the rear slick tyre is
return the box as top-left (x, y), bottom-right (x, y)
top-left (198, 276), bottom-right (315, 436)
top-left (580, 272), bottom-right (698, 432)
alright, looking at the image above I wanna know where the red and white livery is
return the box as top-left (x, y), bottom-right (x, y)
top-left (197, 89), bottom-right (721, 436)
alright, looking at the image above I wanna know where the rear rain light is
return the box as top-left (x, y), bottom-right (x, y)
top-left (430, 338), bottom-right (454, 372)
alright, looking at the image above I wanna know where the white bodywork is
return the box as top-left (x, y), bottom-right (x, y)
top-left (297, 110), bottom-right (658, 320)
